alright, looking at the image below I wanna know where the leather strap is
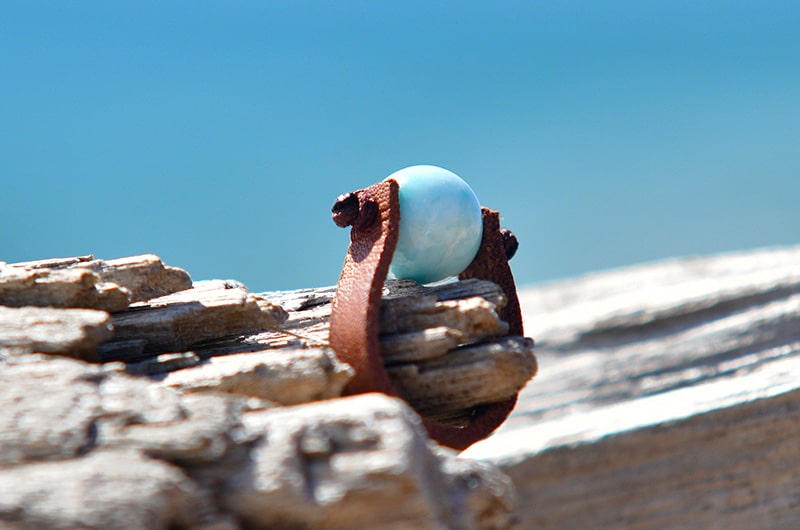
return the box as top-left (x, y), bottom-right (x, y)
top-left (329, 181), bottom-right (526, 450)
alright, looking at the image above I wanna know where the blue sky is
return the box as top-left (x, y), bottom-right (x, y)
top-left (2, 2), bottom-right (798, 291)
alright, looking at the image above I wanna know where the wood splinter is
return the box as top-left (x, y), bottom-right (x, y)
top-left (329, 179), bottom-right (536, 450)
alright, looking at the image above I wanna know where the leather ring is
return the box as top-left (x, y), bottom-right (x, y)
top-left (329, 179), bottom-right (524, 450)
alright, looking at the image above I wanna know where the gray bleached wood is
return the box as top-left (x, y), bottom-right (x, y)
top-left (465, 245), bottom-right (800, 529)
top-left (0, 355), bottom-right (102, 465)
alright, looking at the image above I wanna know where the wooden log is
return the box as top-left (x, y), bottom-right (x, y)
top-left (0, 251), bottom-right (534, 429)
top-left (0, 253), bottom-right (535, 528)
top-left (5, 246), bottom-right (800, 528)
top-left (464, 245), bottom-right (800, 529)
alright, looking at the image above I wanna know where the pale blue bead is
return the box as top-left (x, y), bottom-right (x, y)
top-left (387, 165), bottom-right (483, 284)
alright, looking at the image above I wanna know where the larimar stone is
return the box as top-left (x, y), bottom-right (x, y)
top-left (387, 165), bottom-right (483, 284)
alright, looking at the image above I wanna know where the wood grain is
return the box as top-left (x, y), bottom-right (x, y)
top-left (0, 305), bottom-right (112, 360)
top-left (1, 254), bottom-right (535, 435)
top-left (464, 245), bottom-right (800, 529)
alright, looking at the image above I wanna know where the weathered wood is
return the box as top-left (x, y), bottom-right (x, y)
top-left (0, 355), bottom-right (244, 530)
top-left (225, 393), bottom-right (520, 530)
top-left (0, 355), bottom-right (103, 464)
top-left (0, 449), bottom-right (225, 530)
top-left (161, 348), bottom-right (354, 405)
top-left (0, 254), bottom-right (192, 310)
top-left (125, 352), bottom-right (202, 375)
top-left (379, 326), bottom-right (460, 363)
top-left (1, 252), bottom-right (534, 428)
top-left (496, 365), bottom-right (800, 529)
top-left (388, 337), bottom-right (536, 426)
top-left (107, 280), bottom-right (289, 356)
top-left (380, 296), bottom-right (510, 342)
top-left (0, 355), bottom-right (520, 530)
top-left (262, 278), bottom-right (508, 346)
top-left (262, 278), bottom-right (536, 423)
top-left (0, 253), bottom-right (534, 529)
top-left (149, 278), bottom-right (533, 424)
top-left (76, 254), bottom-right (193, 302)
top-left (5, 245), bottom-right (800, 528)
top-left (7, 254), bottom-right (95, 269)
top-left (464, 245), bottom-right (800, 529)
top-left (0, 266), bottom-right (131, 311)
top-left (0, 306), bottom-right (112, 360)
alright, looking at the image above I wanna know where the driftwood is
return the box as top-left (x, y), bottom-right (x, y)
top-left (389, 336), bottom-right (536, 425)
top-left (0, 266), bottom-right (130, 312)
top-left (161, 348), bottom-right (353, 405)
top-left (5, 247), bottom-right (800, 528)
top-left (225, 393), bottom-right (518, 529)
top-left (107, 280), bottom-right (289, 357)
top-left (464, 245), bottom-right (800, 529)
top-left (0, 254), bottom-right (191, 311)
top-left (0, 253), bottom-right (532, 529)
top-left (0, 305), bottom-right (112, 358)
top-left (0, 354), bottom-right (519, 530)
top-left (8, 246), bottom-right (800, 529)
top-left (0, 254), bottom-right (535, 420)
top-left (268, 278), bottom-right (536, 423)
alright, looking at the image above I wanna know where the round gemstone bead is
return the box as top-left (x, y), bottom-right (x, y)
top-left (387, 165), bottom-right (483, 284)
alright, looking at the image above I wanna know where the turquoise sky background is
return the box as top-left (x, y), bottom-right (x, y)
top-left (2, 2), bottom-right (798, 291)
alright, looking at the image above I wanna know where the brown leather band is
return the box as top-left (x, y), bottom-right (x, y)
top-left (329, 181), bottom-right (525, 450)
top-left (460, 207), bottom-right (524, 336)
top-left (329, 180), bottom-right (400, 397)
